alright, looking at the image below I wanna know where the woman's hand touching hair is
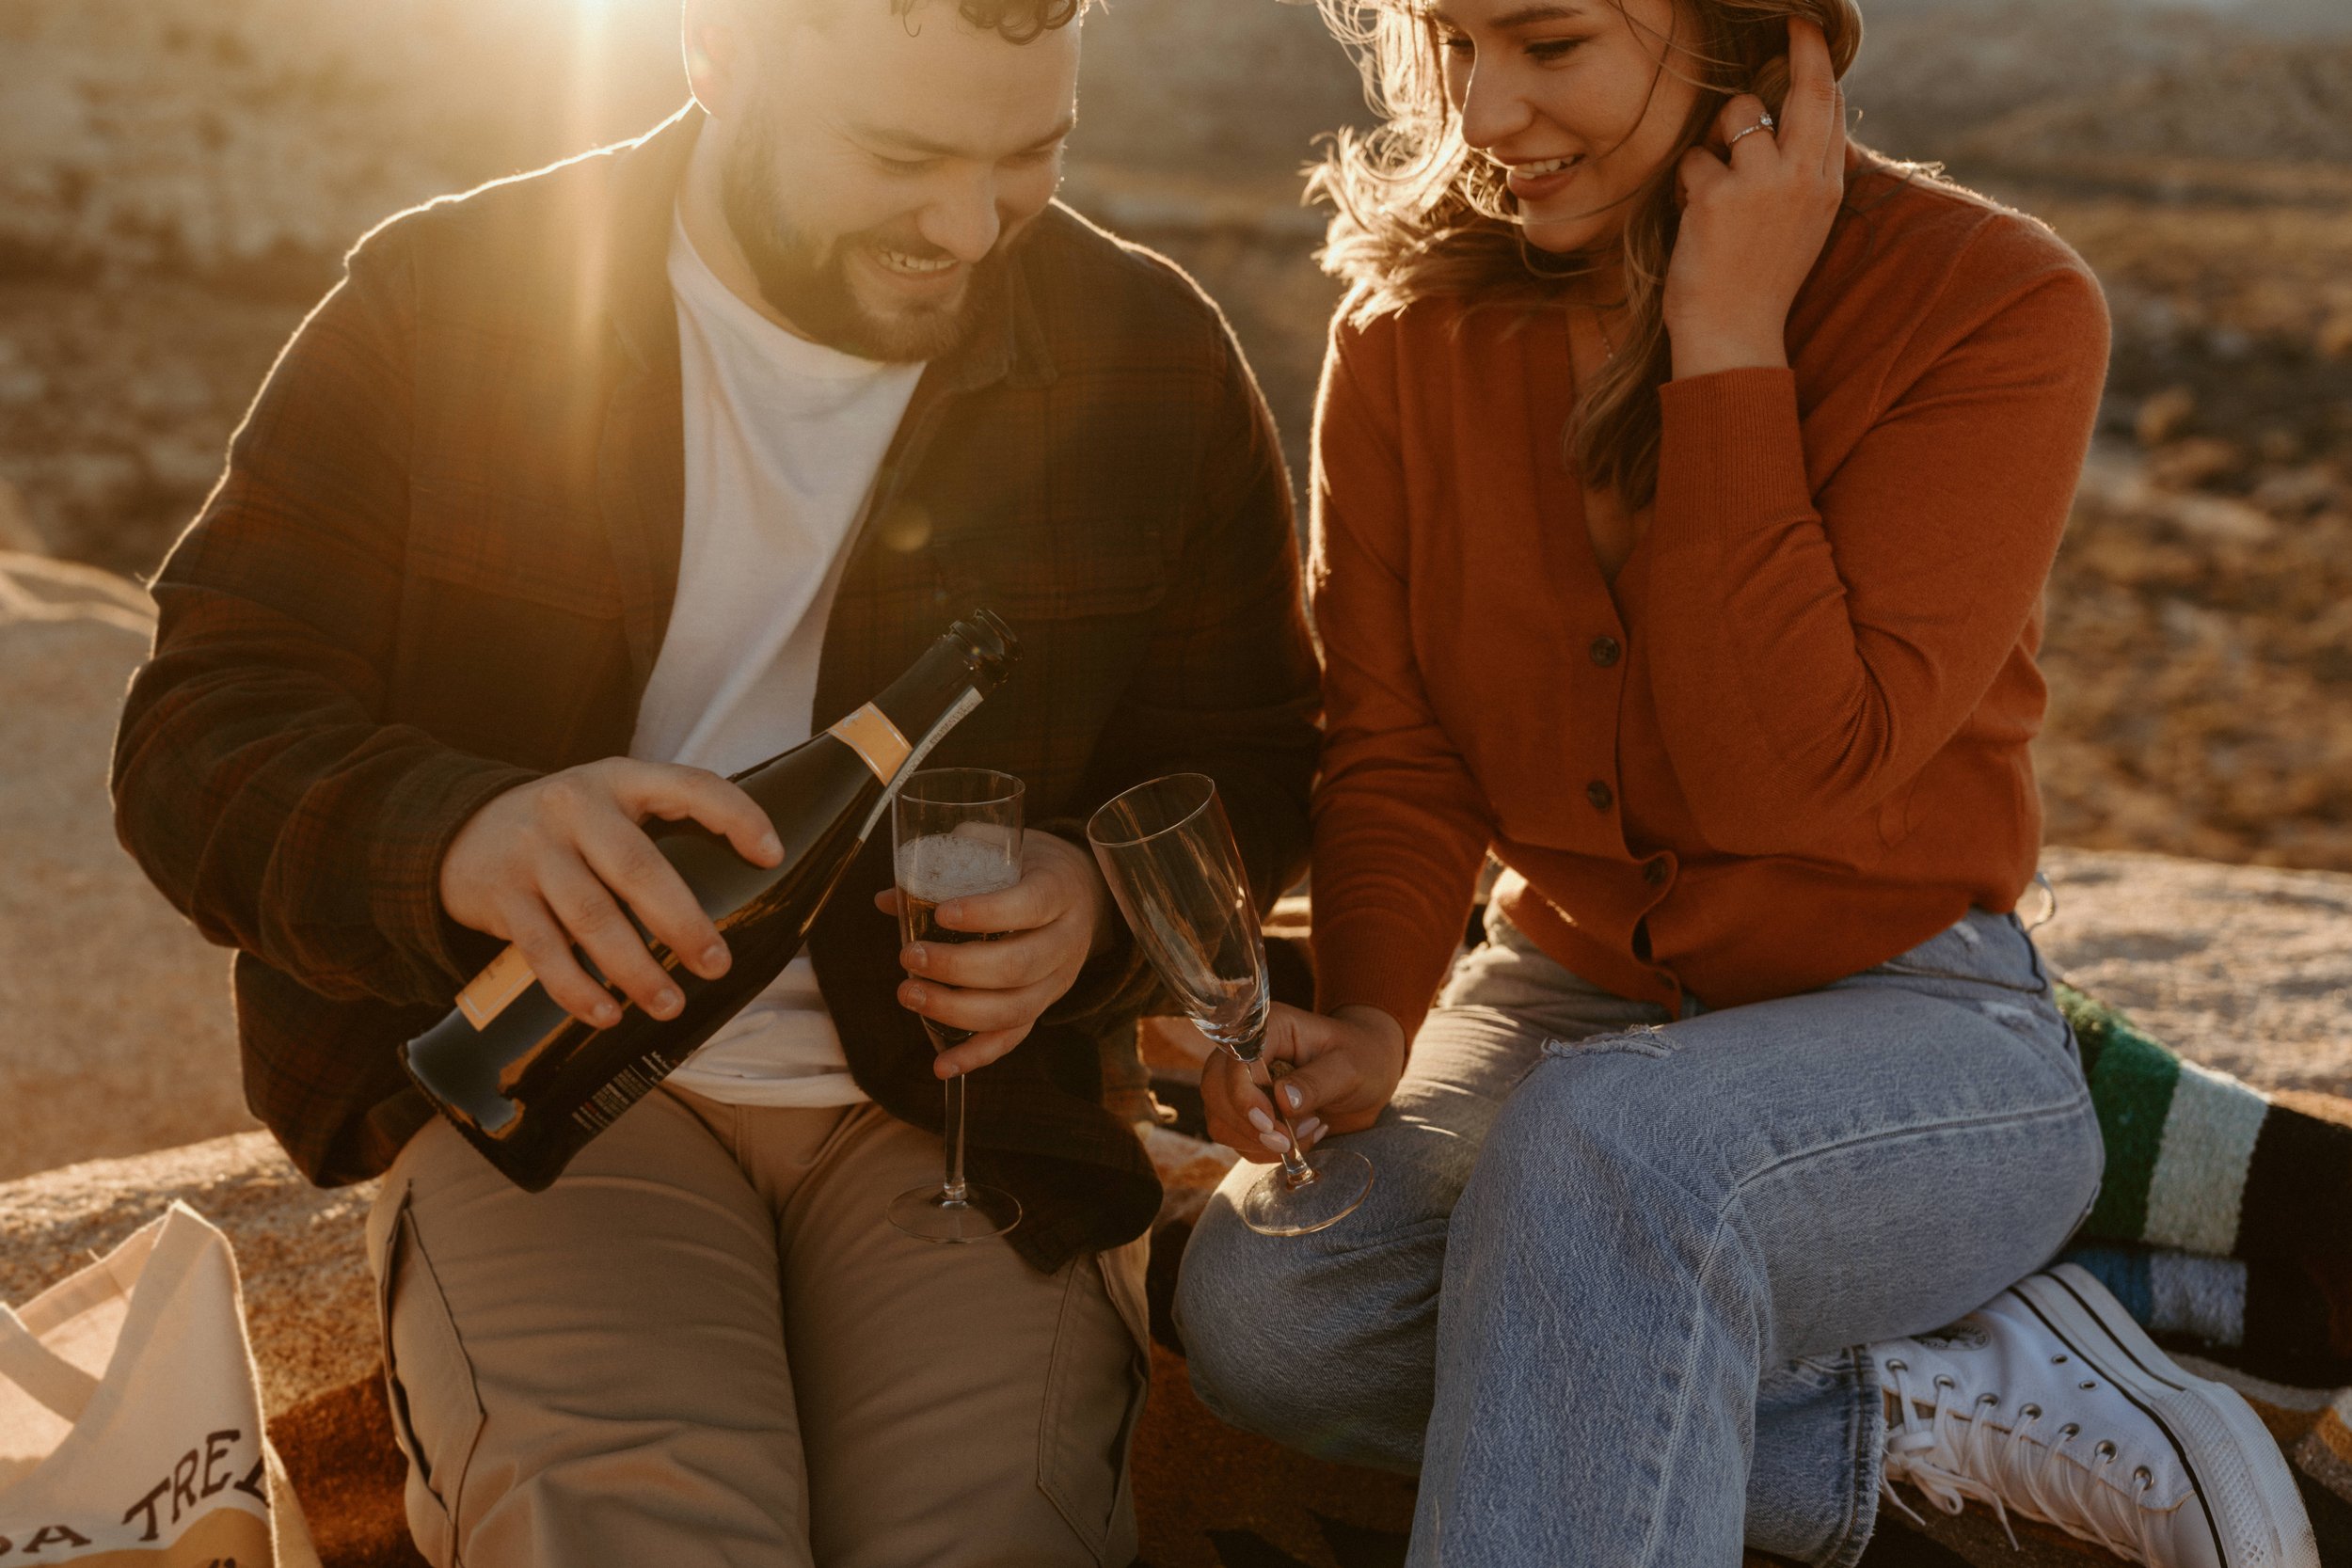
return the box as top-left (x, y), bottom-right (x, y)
top-left (1664, 16), bottom-right (1850, 381)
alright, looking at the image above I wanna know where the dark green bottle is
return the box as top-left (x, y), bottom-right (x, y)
top-left (404, 611), bottom-right (1019, 1190)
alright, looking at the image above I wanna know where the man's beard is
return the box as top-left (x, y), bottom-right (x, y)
top-left (718, 121), bottom-right (1007, 364)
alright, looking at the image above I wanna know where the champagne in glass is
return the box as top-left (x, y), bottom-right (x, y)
top-left (1088, 774), bottom-right (1373, 1237)
top-left (898, 828), bottom-right (1023, 1044)
top-left (887, 769), bottom-right (1025, 1243)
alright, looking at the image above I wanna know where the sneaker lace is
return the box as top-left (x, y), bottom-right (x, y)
top-left (1878, 1362), bottom-right (2165, 1566)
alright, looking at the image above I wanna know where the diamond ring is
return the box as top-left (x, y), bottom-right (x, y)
top-left (1727, 110), bottom-right (1777, 150)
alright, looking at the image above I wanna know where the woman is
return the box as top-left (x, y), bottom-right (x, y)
top-left (1172, 2), bottom-right (2319, 1564)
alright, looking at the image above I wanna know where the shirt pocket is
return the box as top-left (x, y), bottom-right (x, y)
top-left (406, 476), bottom-right (627, 622)
top-left (392, 481), bottom-right (634, 761)
top-left (926, 476), bottom-right (1170, 625)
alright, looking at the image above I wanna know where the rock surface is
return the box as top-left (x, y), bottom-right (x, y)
top-left (0, 1132), bottom-right (376, 1418)
top-left (0, 552), bottom-right (258, 1182)
top-left (2038, 846), bottom-right (2352, 1095)
top-left (0, 846), bottom-right (2340, 1433)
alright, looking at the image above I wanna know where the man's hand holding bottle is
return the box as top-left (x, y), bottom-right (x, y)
top-left (437, 755), bottom-right (1113, 1073)
top-left (437, 758), bottom-right (784, 1029)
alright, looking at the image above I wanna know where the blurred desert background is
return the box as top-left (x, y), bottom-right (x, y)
top-left (4, 0), bottom-right (2351, 874)
top-left (2, 0), bottom-right (2350, 1180)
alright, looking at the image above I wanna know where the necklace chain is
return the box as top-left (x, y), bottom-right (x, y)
top-left (1583, 301), bottom-right (1622, 366)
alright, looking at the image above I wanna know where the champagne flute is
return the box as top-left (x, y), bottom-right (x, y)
top-left (887, 768), bottom-right (1025, 1243)
top-left (1088, 774), bottom-right (1373, 1237)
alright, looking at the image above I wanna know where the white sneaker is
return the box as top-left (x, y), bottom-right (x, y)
top-left (1871, 1263), bottom-right (2319, 1567)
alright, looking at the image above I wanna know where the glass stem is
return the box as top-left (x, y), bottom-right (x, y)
top-left (1242, 1046), bottom-right (1318, 1190)
top-left (943, 1070), bottom-right (970, 1206)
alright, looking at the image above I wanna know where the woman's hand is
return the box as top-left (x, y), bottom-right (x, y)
top-left (1200, 1002), bottom-right (1406, 1162)
top-left (874, 832), bottom-right (1116, 1079)
top-left (1663, 17), bottom-right (1848, 381)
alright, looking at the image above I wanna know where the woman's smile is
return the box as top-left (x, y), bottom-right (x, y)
top-left (1500, 152), bottom-right (1587, 201)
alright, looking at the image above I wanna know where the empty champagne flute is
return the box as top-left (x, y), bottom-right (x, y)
top-left (887, 768), bottom-right (1025, 1243)
top-left (1088, 773), bottom-right (1373, 1237)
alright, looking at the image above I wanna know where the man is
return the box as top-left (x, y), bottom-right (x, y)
top-left (109, 0), bottom-right (1319, 1559)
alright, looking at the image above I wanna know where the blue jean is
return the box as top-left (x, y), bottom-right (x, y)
top-left (1175, 907), bottom-right (2104, 1567)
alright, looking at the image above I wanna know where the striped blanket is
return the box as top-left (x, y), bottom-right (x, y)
top-left (2060, 1244), bottom-right (2352, 1386)
top-left (2053, 984), bottom-right (2352, 1543)
top-left (2063, 985), bottom-right (2352, 1262)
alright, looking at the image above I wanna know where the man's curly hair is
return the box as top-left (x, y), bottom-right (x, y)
top-left (893, 0), bottom-right (1088, 43)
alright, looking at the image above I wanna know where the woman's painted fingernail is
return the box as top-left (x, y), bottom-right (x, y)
top-left (1259, 1131), bottom-right (1292, 1155)
top-left (1297, 1117), bottom-right (1325, 1141)
top-left (1283, 1083), bottom-right (1303, 1111)
top-left (1247, 1108), bottom-right (1275, 1134)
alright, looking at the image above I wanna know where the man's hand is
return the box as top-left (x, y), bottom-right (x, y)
top-left (438, 759), bottom-right (784, 1027)
top-left (1201, 1003), bottom-right (1406, 1162)
top-left (874, 832), bottom-right (1116, 1079)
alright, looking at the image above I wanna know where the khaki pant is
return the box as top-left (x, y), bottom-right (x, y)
top-left (364, 1086), bottom-right (1151, 1568)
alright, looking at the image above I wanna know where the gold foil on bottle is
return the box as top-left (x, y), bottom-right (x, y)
top-left (827, 702), bottom-right (913, 783)
top-left (456, 944), bottom-right (537, 1030)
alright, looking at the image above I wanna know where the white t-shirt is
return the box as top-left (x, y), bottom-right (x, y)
top-left (630, 214), bottom-right (924, 1107)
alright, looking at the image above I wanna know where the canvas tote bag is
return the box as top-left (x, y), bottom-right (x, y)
top-left (0, 1201), bottom-right (320, 1566)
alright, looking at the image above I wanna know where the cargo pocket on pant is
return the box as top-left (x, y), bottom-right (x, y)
top-left (1039, 1247), bottom-right (1151, 1565)
top-left (373, 1189), bottom-right (486, 1566)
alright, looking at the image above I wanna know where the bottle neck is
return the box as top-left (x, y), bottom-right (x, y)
top-left (870, 636), bottom-right (999, 757)
top-left (797, 639), bottom-right (980, 791)
top-left (834, 636), bottom-right (1004, 838)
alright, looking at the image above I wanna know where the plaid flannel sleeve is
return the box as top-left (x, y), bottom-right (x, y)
top-left (1044, 315), bottom-right (1323, 1028)
top-left (110, 218), bottom-right (538, 1007)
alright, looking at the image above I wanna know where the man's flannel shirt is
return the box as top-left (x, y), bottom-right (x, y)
top-left (110, 107), bottom-right (1321, 1273)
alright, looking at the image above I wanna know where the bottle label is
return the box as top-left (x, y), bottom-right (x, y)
top-left (456, 944), bottom-right (536, 1030)
top-left (570, 1057), bottom-right (669, 1135)
top-left (828, 702), bottom-right (913, 783)
top-left (854, 685), bottom-right (984, 842)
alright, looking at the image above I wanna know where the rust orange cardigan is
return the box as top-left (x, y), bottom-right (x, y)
top-left (1308, 165), bottom-right (2112, 1037)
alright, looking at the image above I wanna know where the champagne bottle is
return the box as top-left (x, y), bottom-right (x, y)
top-left (404, 610), bottom-right (1020, 1192)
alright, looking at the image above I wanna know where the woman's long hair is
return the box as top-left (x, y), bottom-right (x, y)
top-left (1310, 0), bottom-right (1864, 509)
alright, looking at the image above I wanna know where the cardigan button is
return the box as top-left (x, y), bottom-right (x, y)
top-left (1586, 781), bottom-right (1614, 812)
top-left (1589, 635), bottom-right (1622, 668)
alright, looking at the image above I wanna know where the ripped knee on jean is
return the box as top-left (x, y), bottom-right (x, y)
top-left (1543, 1022), bottom-right (1676, 1061)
